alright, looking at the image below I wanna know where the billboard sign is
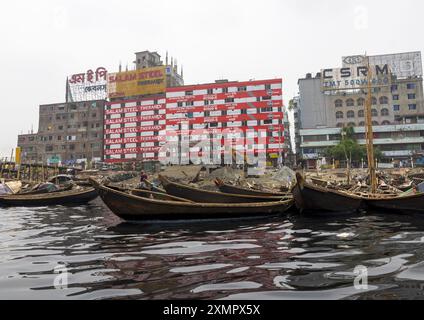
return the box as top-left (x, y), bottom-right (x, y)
top-left (343, 52), bottom-right (422, 79)
top-left (107, 66), bottom-right (166, 99)
top-left (321, 58), bottom-right (391, 91)
top-left (67, 67), bottom-right (108, 102)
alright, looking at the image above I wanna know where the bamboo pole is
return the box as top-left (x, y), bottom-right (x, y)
top-left (365, 56), bottom-right (377, 194)
top-left (8, 149), bottom-right (14, 179)
top-left (0, 158), bottom-right (4, 179)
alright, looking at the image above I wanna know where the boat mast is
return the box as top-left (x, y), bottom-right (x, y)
top-left (365, 55), bottom-right (377, 193)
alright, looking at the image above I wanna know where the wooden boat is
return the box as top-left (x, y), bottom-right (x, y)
top-left (18, 183), bottom-right (73, 195)
top-left (159, 175), bottom-right (288, 203)
top-left (0, 187), bottom-right (98, 207)
top-left (292, 173), bottom-right (363, 214)
top-left (310, 176), bottom-right (328, 188)
top-left (214, 178), bottom-right (288, 197)
top-left (90, 179), bottom-right (293, 221)
top-left (365, 191), bottom-right (424, 213)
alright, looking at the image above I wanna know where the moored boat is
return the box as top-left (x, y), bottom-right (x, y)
top-left (91, 179), bottom-right (293, 221)
top-left (292, 173), bottom-right (364, 214)
top-left (0, 187), bottom-right (98, 207)
top-left (159, 175), bottom-right (288, 203)
top-left (214, 178), bottom-right (288, 197)
top-left (364, 191), bottom-right (424, 213)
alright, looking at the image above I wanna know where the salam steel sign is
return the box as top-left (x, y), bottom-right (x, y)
top-left (107, 66), bottom-right (167, 99)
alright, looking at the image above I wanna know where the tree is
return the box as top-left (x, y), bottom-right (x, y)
top-left (325, 127), bottom-right (382, 162)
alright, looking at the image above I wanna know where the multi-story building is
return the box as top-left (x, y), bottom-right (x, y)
top-left (134, 51), bottom-right (184, 89)
top-left (103, 79), bottom-right (285, 166)
top-left (18, 100), bottom-right (106, 165)
top-left (296, 51), bottom-right (424, 167)
top-left (104, 95), bottom-right (167, 163)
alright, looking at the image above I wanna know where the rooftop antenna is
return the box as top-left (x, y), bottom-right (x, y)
top-left (166, 51), bottom-right (169, 65)
top-left (119, 61), bottom-right (122, 72)
top-left (181, 65), bottom-right (184, 78)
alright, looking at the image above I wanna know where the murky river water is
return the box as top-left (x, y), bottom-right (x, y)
top-left (1, 199), bottom-right (424, 300)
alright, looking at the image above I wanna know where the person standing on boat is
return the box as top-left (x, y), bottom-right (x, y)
top-left (139, 170), bottom-right (149, 189)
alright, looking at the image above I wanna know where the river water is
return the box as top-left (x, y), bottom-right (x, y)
top-left (1, 199), bottom-right (424, 300)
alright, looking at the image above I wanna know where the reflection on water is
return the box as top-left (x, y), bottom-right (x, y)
top-left (1, 198), bottom-right (424, 300)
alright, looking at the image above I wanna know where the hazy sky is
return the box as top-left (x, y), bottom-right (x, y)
top-left (1, 0), bottom-right (423, 157)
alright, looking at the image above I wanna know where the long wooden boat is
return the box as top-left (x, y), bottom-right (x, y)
top-left (18, 183), bottom-right (73, 195)
top-left (159, 175), bottom-right (288, 203)
top-left (91, 179), bottom-right (293, 221)
top-left (214, 178), bottom-right (288, 197)
top-left (292, 173), bottom-right (363, 214)
top-left (0, 187), bottom-right (98, 207)
top-left (365, 192), bottom-right (424, 213)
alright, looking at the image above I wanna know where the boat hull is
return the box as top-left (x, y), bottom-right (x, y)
top-left (0, 188), bottom-right (98, 207)
top-left (93, 182), bottom-right (293, 221)
top-left (292, 174), bottom-right (363, 214)
top-left (215, 179), bottom-right (287, 197)
top-left (160, 176), bottom-right (285, 203)
top-left (366, 193), bottom-right (424, 213)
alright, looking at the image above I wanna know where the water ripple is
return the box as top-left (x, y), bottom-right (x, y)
top-left (2, 203), bottom-right (424, 299)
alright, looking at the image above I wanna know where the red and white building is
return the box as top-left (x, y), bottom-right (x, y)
top-left (103, 79), bottom-right (285, 165)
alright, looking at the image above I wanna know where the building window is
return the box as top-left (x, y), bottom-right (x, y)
top-left (335, 100), bottom-right (343, 108)
top-left (357, 98), bottom-right (365, 106)
top-left (358, 110), bottom-right (364, 118)
top-left (207, 88), bottom-right (213, 95)
top-left (177, 102), bottom-right (183, 107)
top-left (379, 96), bottom-right (389, 105)
top-left (57, 136), bottom-right (62, 141)
top-left (382, 121), bottom-right (391, 125)
top-left (186, 101), bottom-right (194, 107)
top-left (393, 95), bottom-right (399, 100)
top-left (260, 107), bottom-right (273, 113)
top-left (185, 91), bottom-right (193, 96)
top-left (264, 119), bottom-right (273, 125)
top-left (393, 105), bottom-right (400, 111)
top-left (408, 93), bottom-right (416, 100)
top-left (407, 83), bottom-right (416, 90)
top-left (209, 122), bottom-right (218, 128)
top-left (45, 146), bottom-right (53, 152)
top-left (391, 85), bottom-right (398, 92)
top-left (237, 86), bottom-right (247, 92)
top-left (336, 123), bottom-right (344, 128)
top-left (359, 121), bottom-right (365, 127)
top-left (381, 108), bottom-right (389, 116)
top-left (225, 98), bottom-right (235, 103)
top-left (347, 110), bottom-right (355, 118)
top-left (347, 122), bottom-right (355, 127)
top-left (409, 104), bottom-right (417, 110)
top-left (336, 111), bottom-right (344, 119)
top-left (223, 87), bottom-right (229, 94)
top-left (371, 109), bottom-right (378, 117)
top-left (265, 84), bottom-right (271, 91)
top-left (372, 121), bottom-right (379, 126)
top-left (346, 99), bottom-right (354, 107)
top-left (371, 97), bottom-right (377, 105)
top-left (262, 96), bottom-right (272, 101)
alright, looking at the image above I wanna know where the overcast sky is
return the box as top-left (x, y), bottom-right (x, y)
top-left (1, 0), bottom-right (423, 157)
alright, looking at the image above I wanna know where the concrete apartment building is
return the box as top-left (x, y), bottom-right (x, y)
top-left (296, 51), bottom-right (424, 168)
top-left (18, 100), bottom-right (106, 165)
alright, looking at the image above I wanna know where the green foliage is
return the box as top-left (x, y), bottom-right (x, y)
top-left (325, 127), bottom-right (383, 162)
